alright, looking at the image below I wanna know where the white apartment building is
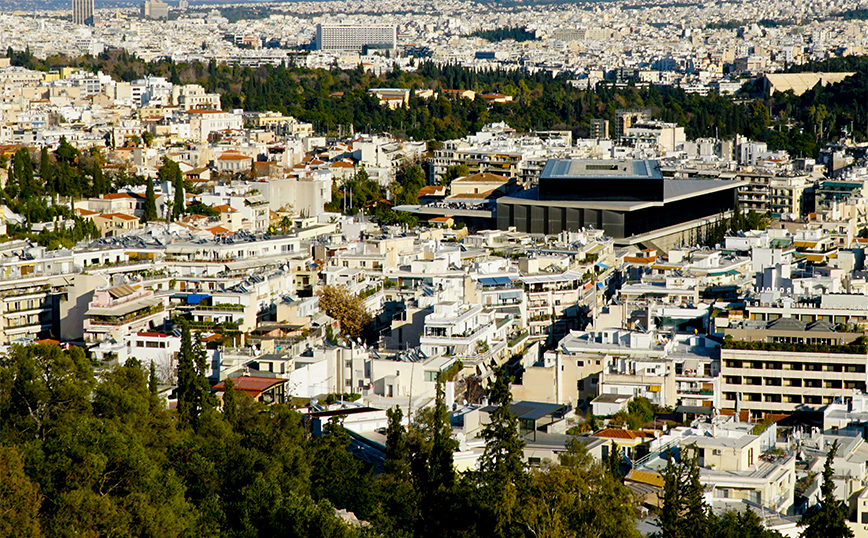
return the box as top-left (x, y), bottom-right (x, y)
top-left (314, 24), bottom-right (397, 51)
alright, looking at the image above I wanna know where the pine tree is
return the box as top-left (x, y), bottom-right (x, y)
top-left (800, 441), bottom-right (853, 538)
top-left (141, 178), bottom-right (158, 223)
top-left (660, 444), bottom-right (708, 538)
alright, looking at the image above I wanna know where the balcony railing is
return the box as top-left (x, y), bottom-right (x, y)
top-left (90, 304), bottom-right (165, 326)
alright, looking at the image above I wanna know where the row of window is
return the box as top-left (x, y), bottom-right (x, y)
top-left (724, 360), bottom-right (865, 373)
top-left (724, 393), bottom-right (837, 405)
top-left (725, 377), bottom-right (865, 390)
top-left (130, 341), bottom-right (168, 349)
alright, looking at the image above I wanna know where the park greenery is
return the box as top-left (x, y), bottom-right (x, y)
top-left (469, 26), bottom-right (538, 42)
top-left (9, 50), bottom-right (868, 158)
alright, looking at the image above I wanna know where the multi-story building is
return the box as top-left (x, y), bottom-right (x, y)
top-left (141, 0), bottom-right (169, 19)
top-left (721, 324), bottom-right (867, 418)
top-left (72, 0), bottom-right (94, 25)
top-left (314, 24), bottom-right (397, 52)
top-left (769, 175), bottom-right (809, 218)
top-left (84, 284), bottom-right (168, 343)
top-left (519, 270), bottom-right (588, 340)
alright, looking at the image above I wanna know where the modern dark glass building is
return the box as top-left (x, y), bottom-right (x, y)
top-left (496, 159), bottom-right (741, 243)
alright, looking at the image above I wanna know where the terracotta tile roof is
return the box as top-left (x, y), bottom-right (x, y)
top-left (218, 153), bottom-right (250, 161)
top-left (453, 172), bottom-right (510, 183)
top-left (593, 428), bottom-right (642, 440)
top-left (212, 204), bottom-right (236, 213)
top-left (102, 192), bottom-right (140, 200)
top-left (212, 375), bottom-right (287, 396)
top-left (98, 212), bottom-right (139, 221)
top-left (419, 185), bottom-right (447, 196)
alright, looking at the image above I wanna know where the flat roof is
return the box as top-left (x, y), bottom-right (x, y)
top-left (499, 179), bottom-right (741, 212)
top-left (541, 159), bottom-right (663, 181)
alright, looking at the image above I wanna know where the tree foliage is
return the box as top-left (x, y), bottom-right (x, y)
top-left (141, 177), bottom-right (158, 223)
top-left (800, 441), bottom-right (853, 538)
top-left (660, 445), bottom-right (708, 538)
top-left (317, 286), bottom-right (372, 340)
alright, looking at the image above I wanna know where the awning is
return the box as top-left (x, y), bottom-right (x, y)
top-left (187, 293), bottom-right (210, 305)
top-left (595, 262), bottom-right (609, 270)
top-left (479, 276), bottom-right (515, 287)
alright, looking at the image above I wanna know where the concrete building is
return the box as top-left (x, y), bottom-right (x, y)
top-left (72, 0), bottom-right (95, 25)
top-left (721, 325), bottom-right (867, 418)
top-left (496, 159), bottom-right (740, 248)
top-left (314, 24), bottom-right (397, 52)
top-left (141, 0), bottom-right (169, 20)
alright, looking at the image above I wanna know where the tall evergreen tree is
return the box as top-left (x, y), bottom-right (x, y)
top-left (385, 406), bottom-right (409, 478)
top-left (141, 178), bottom-right (158, 223)
top-left (478, 367), bottom-right (527, 538)
top-left (800, 441), bottom-right (853, 538)
top-left (148, 361), bottom-right (158, 395)
top-left (176, 321), bottom-right (197, 428)
top-left (660, 444), bottom-right (708, 538)
top-left (40, 147), bottom-right (54, 194)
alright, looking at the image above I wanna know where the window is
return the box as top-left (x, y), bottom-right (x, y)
top-left (424, 371), bottom-right (439, 382)
top-left (137, 341), bottom-right (144, 348)
top-left (578, 380), bottom-right (585, 391)
top-left (576, 360), bottom-right (584, 367)
top-left (146, 342), bottom-right (159, 348)
top-left (345, 360), bottom-right (352, 368)
top-left (345, 379), bottom-right (352, 387)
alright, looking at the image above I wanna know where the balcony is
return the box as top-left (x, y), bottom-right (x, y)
top-left (89, 304), bottom-right (165, 326)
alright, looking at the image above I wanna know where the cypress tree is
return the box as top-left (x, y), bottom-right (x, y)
top-left (141, 178), bottom-right (158, 223)
top-left (176, 321), bottom-right (197, 428)
top-left (148, 362), bottom-right (158, 395)
top-left (384, 406), bottom-right (409, 478)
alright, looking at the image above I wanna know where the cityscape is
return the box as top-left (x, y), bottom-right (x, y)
top-left (3, 0), bottom-right (868, 536)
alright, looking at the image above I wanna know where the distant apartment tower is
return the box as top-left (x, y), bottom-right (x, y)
top-left (72, 0), bottom-right (94, 25)
top-left (141, 0), bottom-right (169, 20)
top-left (590, 119), bottom-right (609, 139)
top-left (314, 24), bottom-right (397, 52)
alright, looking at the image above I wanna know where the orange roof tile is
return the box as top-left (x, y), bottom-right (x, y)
top-left (593, 428), bottom-right (641, 440)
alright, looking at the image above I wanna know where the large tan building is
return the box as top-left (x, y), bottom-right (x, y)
top-left (721, 323), bottom-right (867, 418)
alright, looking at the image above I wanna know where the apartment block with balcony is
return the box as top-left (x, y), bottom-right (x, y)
top-left (736, 171), bottom-right (772, 213)
top-left (769, 176), bottom-right (810, 219)
top-left (419, 303), bottom-right (511, 370)
top-left (0, 287), bottom-right (60, 344)
top-left (519, 270), bottom-right (588, 339)
top-left (640, 421), bottom-right (795, 515)
top-left (720, 325), bottom-right (867, 417)
top-left (84, 283), bottom-right (167, 343)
